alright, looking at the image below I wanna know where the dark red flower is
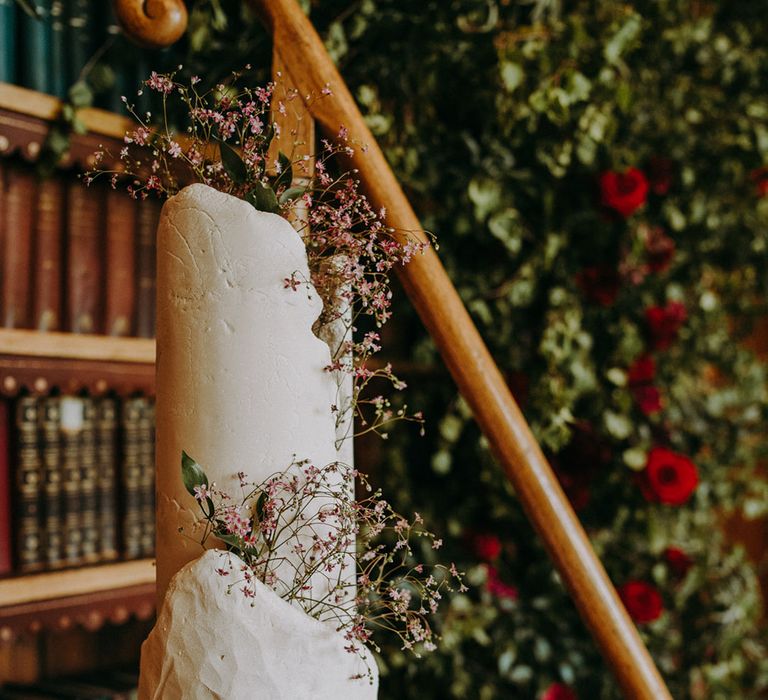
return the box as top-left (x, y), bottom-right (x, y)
top-left (628, 355), bottom-right (662, 414)
top-left (485, 565), bottom-right (519, 601)
top-left (628, 355), bottom-right (656, 384)
top-left (600, 167), bottom-right (649, 217)
top-left (643, 447), bottom-right (698, 505)
top-left (541, 683), bottom-right (578, 700)
top-left (664, 547), bottom-right (694, 578)
top-left (643, 226), bottom-right (675, 273)
top-left (645, 302), bottom-right (687, 350)
top-left (473, 533), bottom-right (502, 561)
top-left (647, 157), bottom-right (674, 196)
top-left (632, 385), bottom-right (663, 415)
top-left (576, 265), bottom-right (621, 306)
top-left (750, 168), bottom-right (768, 198)
top-left (619, 580), bottom-right (663, 623)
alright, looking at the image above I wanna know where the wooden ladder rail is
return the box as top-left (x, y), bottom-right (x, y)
top-left (113, 1), bottom-right (672, 696)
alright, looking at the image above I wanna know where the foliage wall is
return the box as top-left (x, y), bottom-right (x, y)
top-left (80, 1), bottom-right (768, 697)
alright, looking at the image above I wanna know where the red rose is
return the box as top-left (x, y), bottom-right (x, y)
top-left (664, 547), bottom-right (693, 578)
top-left (628, 355), bottom-right (655, 384)
top-left (541, 683), bottom-right (578, 700)
top-left (619, 580), bottom-right (663, 623)
top-left (576, 265), bottom-right (621, 306)
top-left (632, 385), bottom-right (663, 415)
top-left (647, 157), bottom-right (674, 196)
top-left (485, 565), bottom-right (519, 601)
top-left (643, 446), bottom-right (698, 505)
top-left (472, 533), bottom-right (502, 561)
top-left (645, 301), bottom-right (687, 350)
top-left (628, 355), bottom-right (662, 414)
top-left (600, 167), bottom-right (649, 217)
top-left (750, 168), bottom-right (768, 197)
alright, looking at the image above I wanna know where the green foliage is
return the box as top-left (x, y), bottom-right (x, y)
top-left (310, 1), bottom-right (768, 697)
top-left (91, 1), bottom-right (768, 696)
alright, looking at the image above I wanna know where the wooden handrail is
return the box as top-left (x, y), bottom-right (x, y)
top-left (119, 2), bottom-right (671, 696)
top-left (250, 2), bottom-right (672, 698)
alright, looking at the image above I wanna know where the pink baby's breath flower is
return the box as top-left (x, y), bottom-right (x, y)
top-left (146, 71), bottom-right (174, 94)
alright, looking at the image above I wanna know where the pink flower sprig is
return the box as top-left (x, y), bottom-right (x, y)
top-left (86, 68), bottom-right (429, 443)
top-left (180, 453), bottom-right (465, 679)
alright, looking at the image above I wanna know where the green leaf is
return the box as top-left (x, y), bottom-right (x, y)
top-left (181, 451), bottom-right (209, 496)
top-left (246, 183), bottom-right (279, 214)
top-left (255, 491), bottom-right (268, 521)
top-left (67, 81), bottom-right (93, 109)
top-left (278, 186), bottom-right (305, 205)
top-left (219, 140), bottom-right (248, 184)
top-left (275, 151), bottom-right (293, 188)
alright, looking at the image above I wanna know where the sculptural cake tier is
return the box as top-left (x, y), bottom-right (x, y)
top-left (138, 184), bottom-right (377, 699)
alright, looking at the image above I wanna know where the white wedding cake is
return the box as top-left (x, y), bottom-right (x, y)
top-left (138, 184), bottom-right (377, 699)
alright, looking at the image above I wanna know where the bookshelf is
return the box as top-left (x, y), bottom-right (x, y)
top-left (0, 82), bottom-right (158, 642)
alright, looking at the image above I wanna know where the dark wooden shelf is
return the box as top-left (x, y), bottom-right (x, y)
top-left (0, 560), bottom-right (155, 640)
top-left (0, 330), bottom-right (155, 396)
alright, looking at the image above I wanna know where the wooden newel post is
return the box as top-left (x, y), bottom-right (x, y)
top-left (250, 1), bottom-right (672, 697)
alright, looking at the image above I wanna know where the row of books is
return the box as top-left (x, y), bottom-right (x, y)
top-left (0, 160), bottom-right (160, 337)
top-left (1, 667), bottom-right (139, 700)
top-left (0, 0), bottom-right (158, 112)
top-left (0, 393), bottom-right (156, 575)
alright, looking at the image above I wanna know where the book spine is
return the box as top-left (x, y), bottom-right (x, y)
top-left (79, 396), bottom-right (99, 563)
top-left (96, 396), bottom-right (118, 561)
top-left (134, 199), bottom-right (160, 338)
top-left (0, 399), bottom-right (12, 575)
top-left (39, 395), bottom-right (64, 569)
top-left (105, 189), bottom-right (137, 337)
top-left (49, 0), bottom-right (66, 98)
top-left (65, 0), bottom-right (92, 89)
top-left (0, 0), bottom-right (17, 83)
top-left (19, 0), bottom-right (52, 94)
top-left (2, 164), bottom-right (36, 329)
top-left (66, 181), bottom-right (104, 334)
top-left (137, 397), bottom-right (155, 558)
top-left (120, 398), bottom-right (143, 560)
top-left (14, 397), bottom-right (43, 573)
top-left (32, 175), bottom-right (65, 332)
top-left (60, 396), bottom-right (84, 567)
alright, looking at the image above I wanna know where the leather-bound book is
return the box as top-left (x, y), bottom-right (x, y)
top-left (19, 0), bottom-right (51, 93)
top-left (78, 396), bottom-right (99, 563)
top-left (96, 396), bottom-right (118, 561)
top-left (32, 176), bottom-right (65, 332)
top-left (0, 399), bottom-right (12, 575)
top-left (66, 180), bottom-right (104, 334)
top-left (14, 396), bottom-right (43, 573)
top-left (134, 198), bottom-right (160, 338)
top-left (137, 397), bottom-right (155, 558)
top-left (60, 396), bottom-right (85, 567)
top-left (0, 0), bottom-right (17, 83)
top-left (2, 164), bottom-right (36, 329)
top-left (39, 395), bottom-right (64, 569)
top-left (104, 189), bottom-right (136, 337)
top-left (120, 397), bottom-right (143, 559)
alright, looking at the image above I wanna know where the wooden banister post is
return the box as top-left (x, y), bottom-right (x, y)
top-left (252, 2), bottom-right (672, 697)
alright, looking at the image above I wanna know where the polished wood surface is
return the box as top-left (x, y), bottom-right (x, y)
top-left (113, 0), bottom-right (188, 49)
top-left (0, 560), bottom-right (155, 608)
top-left (0, 329), bottom-right (155, 364)
top-left (0, 83), bottom-right (133, 142)
top-left (251, 1), bottom-right (671, 697)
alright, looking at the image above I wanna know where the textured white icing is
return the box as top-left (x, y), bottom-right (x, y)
top-left (154, 183), bottom-right (341, 602)
top-left (139, 550), bottom-right (378, 700)
top-left (143, 183), bottom-right (376, 698)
